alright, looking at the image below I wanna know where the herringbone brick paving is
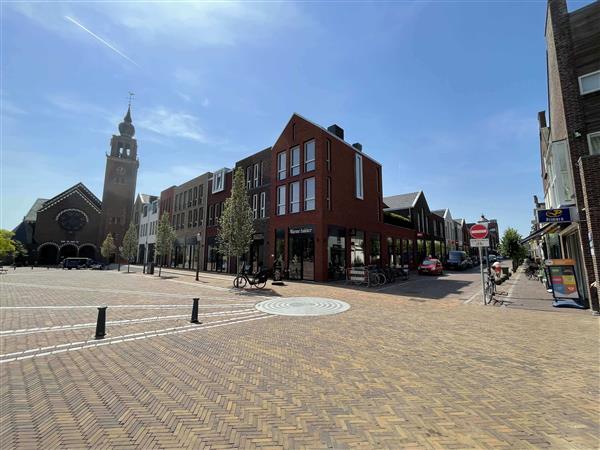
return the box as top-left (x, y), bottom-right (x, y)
top-left (1, 269), bottom-right (598, 449)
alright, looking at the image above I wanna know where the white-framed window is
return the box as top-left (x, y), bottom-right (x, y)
top-left (355, 154), bottom-right (364, 199)
top-left (290, 146), bottom-right (300, 176)
top-left (252, 194), bottom-right (258, 219)
top-left (246, 166), bottom-right (252, 190)
top-left (579, 70), bottom-right (600, 95)
top-left (289, 181), bottom-right (300, 213)
top-left (260, 192), bottom-right (266, 218)
top-left (277, 185), bottom-right (286, 215)
top-left (304, 140), bottom-right (315, 172)
top-left (588, 131), bottom-right (600, 155)
top-left (253, 163), bottom-right (259, 188)
top-left (304, 177), bottom-right (315, 211)
top-left (213, 168), bottom-right (226, 193)
top-left (260, 161), bottom-right (264, 185)
top-left (277, 152), bottom-right (287, 180)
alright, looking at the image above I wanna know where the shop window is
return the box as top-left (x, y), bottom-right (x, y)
top-left (304, 177), bottom-right (315, 211)
top-left (275, 229), bottom-right (285, 265)
top-left (304, 140), bottom-right (316, 172)
top-left (328, 227), bottom-right (346, 280)
top-left (370, 234), bottom-right (381, 265)
top-left (290, 146), bottom-right (300, 176)
top-left (278, 152), bottom-right (287, 180)
top-left (277, 185), bottom-right (286, 215)
top-left (351, 230), bottom-right (365, 266)
top-left (289, 181), bottom-right (300, 213)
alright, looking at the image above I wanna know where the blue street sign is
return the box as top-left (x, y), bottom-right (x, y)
top-left (537, 208), bottom-right (571, 223)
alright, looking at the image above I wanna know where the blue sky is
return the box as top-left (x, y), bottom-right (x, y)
top-left (1, 0), bottom-right (594, 237)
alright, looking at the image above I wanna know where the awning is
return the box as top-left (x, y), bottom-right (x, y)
top-left (520, 223), bottom-right (562, 244)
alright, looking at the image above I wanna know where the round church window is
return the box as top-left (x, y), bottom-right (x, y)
top-left (58, 210), bottom-right (86, 232)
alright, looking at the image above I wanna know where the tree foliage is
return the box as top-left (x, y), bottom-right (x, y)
top-left (121, 222), bottom-right (138, 273)
top-left (155, 213), bottom-right (176, 277)
top-left (100, 233), bottom-right (116, 262)
top-left (216, 167), bottom-right (254, 271)
top-left (499, 227), bottom-right (527, 264)
top-left (0, 229), bottom-right (17, 262)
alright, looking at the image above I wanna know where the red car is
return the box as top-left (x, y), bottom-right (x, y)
top-left (418, 259), bottom-right (443, 275)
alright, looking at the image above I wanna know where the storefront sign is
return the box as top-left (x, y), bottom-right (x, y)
top-left (537, 208), bottom-right (571, 223)
top-left (289, 226), bottom-right (314, 235)
top-left (546, 259), bottom-right (580, 300)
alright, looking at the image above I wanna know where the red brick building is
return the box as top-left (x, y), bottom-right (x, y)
top-left (267, 113), bottom-right (415, 282)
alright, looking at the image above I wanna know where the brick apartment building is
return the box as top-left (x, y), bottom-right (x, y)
top-left (267, 113), bottom-right (416, 282)
top-left (235, 147), bottom-right (272, 272)
top-left (526, 0), bottom-right (599, 312)
top-left (171, 173), bottom-right (210, 270)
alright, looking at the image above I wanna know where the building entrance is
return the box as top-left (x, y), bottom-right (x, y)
top-left (288, 226), bottom-right (314, 281)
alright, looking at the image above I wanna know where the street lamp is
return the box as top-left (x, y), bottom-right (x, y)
top-left (195, 231), bottom-right (202, 281)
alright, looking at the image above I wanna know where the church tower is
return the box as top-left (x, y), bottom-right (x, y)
top-left (99, 104), bottom-right (139, 247)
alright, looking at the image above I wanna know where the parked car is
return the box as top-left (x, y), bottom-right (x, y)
top-left (62, 257), bottom-right (92, 270)
top-left (89, 261), bottom-right (106, 270)
top-left (418, 259), bottom-right (443, 275)
top-left (445, 251), bottom-right (470, 270)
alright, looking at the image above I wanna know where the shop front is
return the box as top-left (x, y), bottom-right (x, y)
top-left (288, 225), bottom-right (315, 281)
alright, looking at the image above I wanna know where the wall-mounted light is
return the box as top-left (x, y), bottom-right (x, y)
top-left (574, 131), bottom-right (582, 138)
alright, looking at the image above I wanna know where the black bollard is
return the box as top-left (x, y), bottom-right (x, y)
top-left (191, 298), bottom-right (200, 324)
top-left (95, 306), bottom-right (107, 339)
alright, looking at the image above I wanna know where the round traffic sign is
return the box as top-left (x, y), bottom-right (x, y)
top-left (470, 224), bottom-right (488, 239)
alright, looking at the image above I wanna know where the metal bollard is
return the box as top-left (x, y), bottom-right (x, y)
top-left (95, 306), bottom-right (107, 339)
top-left (191, 298), bottom-right (200, 324)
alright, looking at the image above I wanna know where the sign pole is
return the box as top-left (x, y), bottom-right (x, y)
top-left (479, 246), bottom-right (485, 304)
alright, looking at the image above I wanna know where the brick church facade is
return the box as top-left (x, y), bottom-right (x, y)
top-left (13, 105), bottom-right (139, 264)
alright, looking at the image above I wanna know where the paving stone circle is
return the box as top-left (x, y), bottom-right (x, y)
top-left (255, 297), bottom-right (350, 316)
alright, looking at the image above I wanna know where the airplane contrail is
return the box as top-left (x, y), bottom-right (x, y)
top-left (65, 16), bottom-right (139, 67)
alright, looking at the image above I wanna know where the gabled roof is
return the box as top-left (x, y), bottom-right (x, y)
top-left (136, 193), bottom-right (157, 205)
top-left (23, 198), bottom-right (48, 222)
top-left (454, 218), bottom-right (465, 226)
top-left (38, 183), bottom-right (102, 214)
top-left (383, 191), bottom-right (421, 210)
top-left (432, 209), bottom-right (446, 216)
top-left (281, 113), bottom-right (382, 166)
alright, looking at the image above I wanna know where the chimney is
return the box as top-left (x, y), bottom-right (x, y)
top-left (352, 143), bottom-right (362, 152)
top-left (327, 124), bottom-right (344, 140)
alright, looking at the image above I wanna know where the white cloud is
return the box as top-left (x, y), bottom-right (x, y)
top-left (136, 107), bottom-right (210, 143)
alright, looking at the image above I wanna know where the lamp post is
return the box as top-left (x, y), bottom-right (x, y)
top-left (195, 231), bottom-right (202, 281)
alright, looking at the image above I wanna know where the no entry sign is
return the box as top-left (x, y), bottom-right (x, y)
top-left (470, 223), bottom-right (488, 239)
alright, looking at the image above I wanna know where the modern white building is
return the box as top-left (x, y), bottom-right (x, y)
top-left (134, 195), bottom-right (159, 265)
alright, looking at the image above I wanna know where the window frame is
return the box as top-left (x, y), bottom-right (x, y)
top-left (304, 139), bottom-right (316, 172)
top-left (290, 146), bottom-right (300, 177)
top-left (260, 192), bottom-right (266, 218)
top-left (304, 177), bottom-right (316, 211)
top-left (289, 181), bottom-right (300, 213)
top-left (253, 163), bottom-right (260, 188)
top-left (252, 194), bottom-right (258, 219)
top-left (355, 154), bottom-right (364, 200)
top-left (587, 131), bottom-right (600, 155)
top-left (277, 152), bottom-right (287, 180)
top-left (246, 166), bottom-right (252, 190)
top-left (326, 176), bottom-right (331, 210)
top-left (277, 185), bottom-right (286, 216)
top-left (578, 70), bottom-right (600, 95)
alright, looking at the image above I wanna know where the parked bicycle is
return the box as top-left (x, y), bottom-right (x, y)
top-left (233, 268), bottom-right (269, 289)
top-left (484, 270), bottom-right (504, 306)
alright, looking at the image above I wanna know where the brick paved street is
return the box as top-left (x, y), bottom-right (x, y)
top-left (1, 268), bottom-right (599, 449)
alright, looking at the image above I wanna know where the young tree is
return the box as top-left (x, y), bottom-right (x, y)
top-left (216, 167), bottom-right (254, 273)
top-left (155, 213), bottom-right (176, 277)
top-left (100, 233), bottom-right (116, 266)
top-left (121, 222), bottom-right (138, 273)
top-left (499, 227), bottom-right (528, 271)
